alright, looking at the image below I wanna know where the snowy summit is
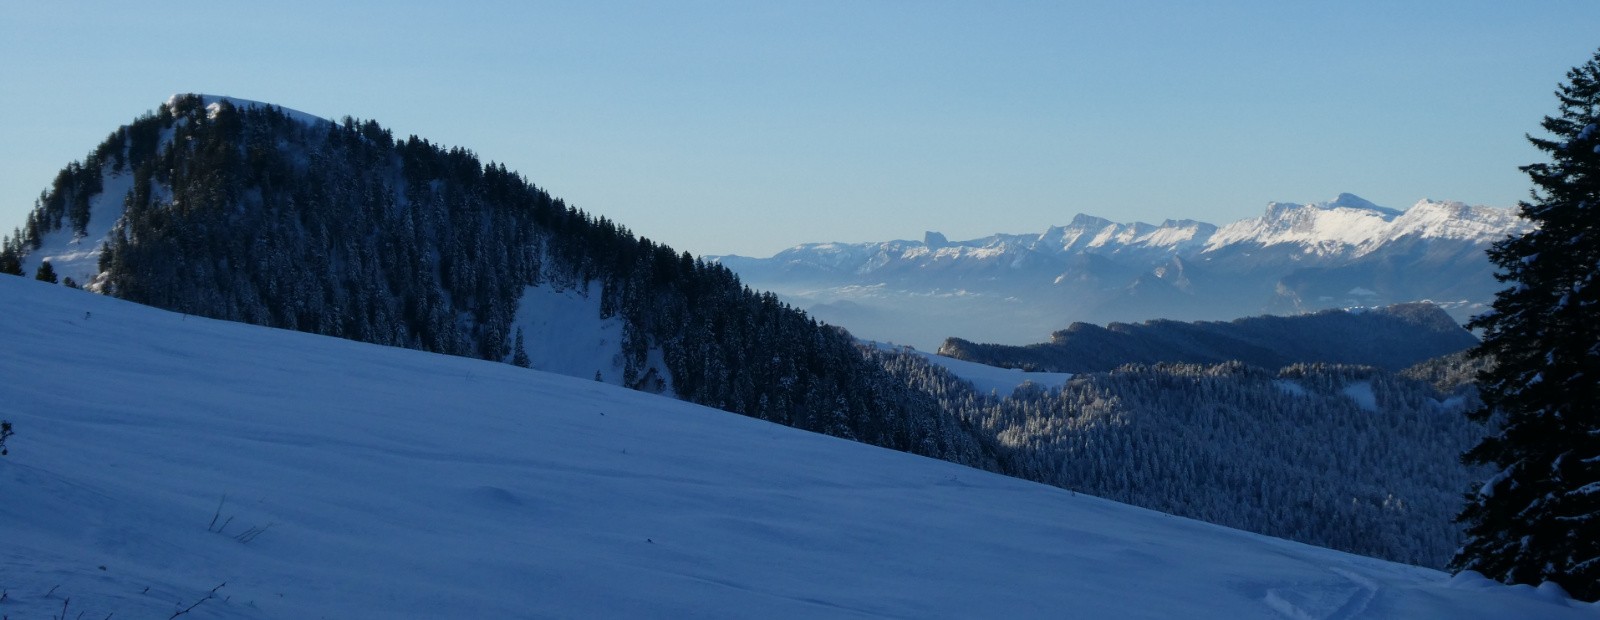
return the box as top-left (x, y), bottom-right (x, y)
top-left (1205, 193), bottom-right (1523, 255)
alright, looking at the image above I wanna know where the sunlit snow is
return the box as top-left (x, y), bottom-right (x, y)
top-left (868, 341), bottom-right (1072, 395)
top-left (1204, 194), bottom-right (1526, 256)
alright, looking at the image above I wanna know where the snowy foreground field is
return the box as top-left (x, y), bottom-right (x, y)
top-left (0, 276), bottom-right (1593, 619)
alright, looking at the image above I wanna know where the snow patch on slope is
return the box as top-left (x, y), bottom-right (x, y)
top-left (871, 342), bottom-right (1072, 395)
top-left (509, 281), bottom-right (656, 390)
top-left (1343, 381), bottom-right (1379, 412)
top-left (1275, 379), bottom-right (1308, 397)
top-left (18, 164), bottom-right (135, 287)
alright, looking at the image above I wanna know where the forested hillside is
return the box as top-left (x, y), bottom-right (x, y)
top-left (939, 303), bottom-right (1477, 373)
top-left (875, 347), bottom-right (1488, 568)
top-left (0, 95), bottom-right (993, 468)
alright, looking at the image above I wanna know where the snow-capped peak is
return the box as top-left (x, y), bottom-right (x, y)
top-left (1388, 199), bottom-right (1527, 243)
top-left (1031, 214), bottom-right (1210, 254)
top-left (1205, 194), bottom-right (1526, 255)
top-left (1035, 196), bottom-right (1465, 258)
top-left (725, 193), bottom-right (1522, 280)
top-left (1316, 192), bottom-right (1403, 217)
top-left (1221, 196), bottom-right (1399, 252)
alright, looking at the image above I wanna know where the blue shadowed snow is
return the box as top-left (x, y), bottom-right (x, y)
top-left (0, 276), bottom-right (1594, 618)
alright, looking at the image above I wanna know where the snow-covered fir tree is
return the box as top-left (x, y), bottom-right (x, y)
top-left (1453, 47), bottom-right (1600, 600)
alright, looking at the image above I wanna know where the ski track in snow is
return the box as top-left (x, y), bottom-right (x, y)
top-left (1263, 566), bottom-right (1380, 620)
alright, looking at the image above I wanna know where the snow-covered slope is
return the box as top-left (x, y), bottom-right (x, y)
top-left (15, 165), bottom-right (133, 286)
top-left (2, 275), bottom-right (1592, 618)
top-left (507, 281), bottom-right (670, 392)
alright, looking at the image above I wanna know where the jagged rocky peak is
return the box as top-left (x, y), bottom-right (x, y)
top-left (1141, 219), bottom-right (1217, 249)
top-left (1066, 213), bottom-right (1115, 229)
top-left (1389, 198), bottom-right (1529, 242)
top-left (1317, 192), bottom-right (1403, 216)
top-left (1035, 224), bottom-right (1068, 246)
top-left (1209, 193), bottom-right (1435, 253)
top-left (924, 231), bottom-right (949, 249)
top-left (1258, 193), bottom-right (1393, 224)
top-left (1156, 217), bottom-right (1212, 230)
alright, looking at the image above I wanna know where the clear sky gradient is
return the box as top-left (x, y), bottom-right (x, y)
top-left (3, 2), bottom-right (1597, 257)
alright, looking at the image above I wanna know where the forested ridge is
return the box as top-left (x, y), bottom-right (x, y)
top-left (0, 95), bottom-right (996, 469)
top-left (939, 302), bottom-right (1479, 373)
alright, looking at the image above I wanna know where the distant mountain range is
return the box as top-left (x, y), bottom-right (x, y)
top-left (713, 193), bottom-right (1529, 349)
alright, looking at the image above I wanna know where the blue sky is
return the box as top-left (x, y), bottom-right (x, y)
top-left (3, 2), bottom-right (1597, 257)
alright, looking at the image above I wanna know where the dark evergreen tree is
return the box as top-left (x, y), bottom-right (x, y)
top-left (1453, 47), bottom-right (1600, 600)
top-left (0, 420), bottom-right (11, 456)
top-left (34, 260), bottom-right (57, 284)
top-left (511, 327), bottom-right (531, 368)
top-left (0, 250), bottom-right (20, 276)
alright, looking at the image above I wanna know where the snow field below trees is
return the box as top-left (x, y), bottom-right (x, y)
top-left (0, 276), bottom-right (1594, 619)
top-left (867, 341), bottom-right (1073, 395)
top-left (17, 164), bottom-right (133, 286)
top-left (509, 281), bottom-right (670, 391)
